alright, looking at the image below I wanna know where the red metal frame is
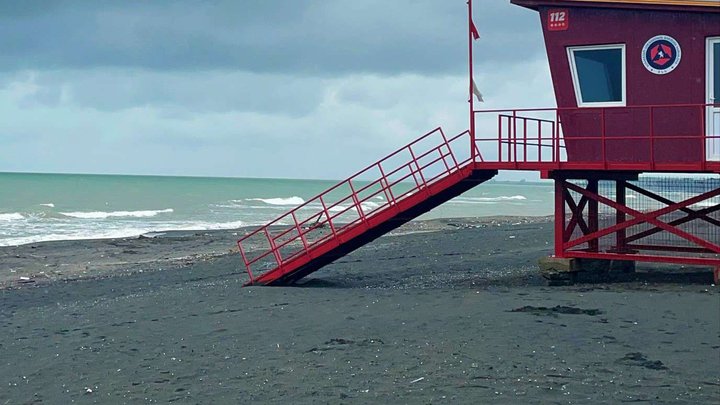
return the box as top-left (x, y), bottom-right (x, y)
top-left (553, 177), bottom-right (720, 268)
top-left (238, 102), bottom-right (720, 284)
top-left (472, 104), bottom-right (720, 173)
top-left (468, 0), bottom-right (476, 160)
top-left (237, 128), bottom-right (476, 285)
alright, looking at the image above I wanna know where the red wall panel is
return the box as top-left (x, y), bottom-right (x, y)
top-left (537, 6), bottom-right (719, 163)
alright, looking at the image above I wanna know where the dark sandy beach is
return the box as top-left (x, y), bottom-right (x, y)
top-left (1, 216), bottom-right (718, 404)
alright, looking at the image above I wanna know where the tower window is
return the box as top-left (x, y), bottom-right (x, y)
top-left (568, 44), bottom-right (626, 107)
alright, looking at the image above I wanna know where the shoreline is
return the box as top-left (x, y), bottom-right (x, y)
top-left (0, 215), bottom-right (553, 290)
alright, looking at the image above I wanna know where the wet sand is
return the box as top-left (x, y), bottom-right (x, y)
top-left (1, 216), bottom-right (718, 403)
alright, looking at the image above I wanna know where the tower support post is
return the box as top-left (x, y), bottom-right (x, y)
top-left (543, 173), bottom-right (720, 284)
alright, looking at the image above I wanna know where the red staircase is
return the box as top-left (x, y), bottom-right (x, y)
top-left (237, 104), bottom-right (720, 286)
top-left (237, 128), bottom-right (496, 286)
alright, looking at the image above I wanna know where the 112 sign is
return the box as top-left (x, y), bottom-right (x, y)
top-left (548, 9), bottom-right (569, 31)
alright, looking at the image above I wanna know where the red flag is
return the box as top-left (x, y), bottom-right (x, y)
top-left (470, 20), bottom-right (480, 40)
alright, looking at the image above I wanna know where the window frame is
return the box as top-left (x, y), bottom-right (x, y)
top-left (567, 43), bottom-right (627, 108)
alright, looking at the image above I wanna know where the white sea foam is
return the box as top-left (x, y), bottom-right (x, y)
top-left (690, 200), bottom-right (720, 208)
top-left (0, 213), bottom-right (24, 221)
top-left (142, 232), bottom-right (167, 238)
top-left (361, 201), bottom-right (382, 210)
top-left (452, 195), bottom-right (527, 204)
top-left (60, 208), bottom-right (174, 219)
top-left (39, 203), bottom-right (55, 208)
top-left (246, 196), bottom-right (305, 206)
top-left (210, 203), bottom-right (243, 209)
top-left (0, 219), bottom-right (248, 247)
top-left (0, 228), bottom-right (152, 246)
top-left (175, 220), bottom-right (247, 231)
top-left (214, 202), bottom-right (289, 210)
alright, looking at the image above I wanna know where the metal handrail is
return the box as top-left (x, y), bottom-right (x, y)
top-left (269, 150), bottom-right (461, 266)
top-left (474, 102), bottom-right (720, 114)
top-left (474, 103), bottom-right (720, 167)
top-left (239, 127), bottom-right (460, 240)
top-left (238, 104), bottom-right (720, 283)
top-left (237, 128), bottom-right (473, 279)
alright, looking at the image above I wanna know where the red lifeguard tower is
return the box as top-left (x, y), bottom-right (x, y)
top-left (237, 0), bottom-right (720, 286)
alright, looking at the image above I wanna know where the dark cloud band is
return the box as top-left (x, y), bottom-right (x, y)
top-left (0, 0), bottom-right (541, 75)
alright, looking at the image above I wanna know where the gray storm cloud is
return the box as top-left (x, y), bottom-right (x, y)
top-left (0, 0), bottom-right (541, 74)
top-left (0, 1), bottom-right (552, 180)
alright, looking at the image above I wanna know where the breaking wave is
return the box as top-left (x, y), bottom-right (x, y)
top-left (328, 205), bottom-right (348, 212)
top-left (452, 195), bottom-right (527, 204)
top-left (0, 213), bottom-right (24, 221)
top-left (245, 196), bottom-right (305, 206)
top-left (60, 208), bottom-right (174, 219)
top-left (0, 219), bottom-right (247, 247)
top-left (361, 201), bottom-right (381, 210)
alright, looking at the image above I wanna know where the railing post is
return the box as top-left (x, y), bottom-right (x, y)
top-left (237, 241), bottom-right (254, 284)
top-left (348, 179), bottom-right (368, 225)
top-left (264, 228), bottom-right (283, 268)
top-left (407, 145), bottom-right (428, 188)
top-left (439, 128), bottom-right (460, 168)
top-left (408, 162), bottom-right (421, 187)
top-left (377, 163), bottom-right (396, 204)
top-left (498, 115), bottom-right (503, 163)
top-left (318, 196), bottom-right (338, 239)
top-left (551, 120), bottom-right (555, 163)
top-left (512, 110), bottom-right (517, 163)
top-left (380, 178), bottom-right (391, 206)
top-left (441, 146), bottom-right (452, 174)
top-left (523, 117), bottom-right (528, 163)
top-left (470, 111), bottom-right (477, 163)
top-left (538, 121), bottom-right (543, 162)
top-left (291, 211), bottom-right (309, 251)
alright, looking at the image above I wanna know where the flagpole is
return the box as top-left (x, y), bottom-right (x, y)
top-left (468, 0), bottom-right (476, 161)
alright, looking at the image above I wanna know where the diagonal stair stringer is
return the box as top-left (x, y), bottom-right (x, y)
top-left (237, 128), bottom-right (495, 286)
top-left (259, 168), bottom-right (496, 285)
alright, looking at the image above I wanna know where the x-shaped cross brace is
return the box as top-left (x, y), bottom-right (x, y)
top-left (561, 181), bottom-right (720, 253)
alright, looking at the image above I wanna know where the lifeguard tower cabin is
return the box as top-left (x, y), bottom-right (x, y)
top-left (511, 0), bottom-right (719, 166)
top-left (237, 0), bottom-right (720, 286)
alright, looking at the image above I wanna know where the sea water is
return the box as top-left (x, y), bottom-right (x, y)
top-left (0, 172), bottom-right (554, 246)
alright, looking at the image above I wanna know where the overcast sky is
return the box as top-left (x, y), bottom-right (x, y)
top-left (0, 0), bottom-right (555, 180)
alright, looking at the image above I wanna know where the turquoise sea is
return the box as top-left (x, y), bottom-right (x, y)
top-left (0, 172), bottom-right (554, 246)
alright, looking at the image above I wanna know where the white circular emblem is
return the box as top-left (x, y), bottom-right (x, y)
top-left (641, 35), bottom-right (681, 75)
